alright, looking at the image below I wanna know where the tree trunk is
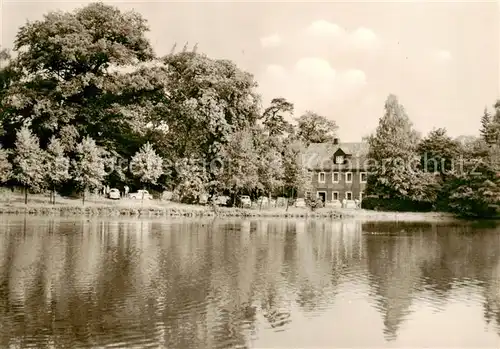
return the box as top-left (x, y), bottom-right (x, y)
top-left (24, 186), bottom-right (28, 205)
top-left (53, 186), bottom-right (56, 205)
top-left (82, 190), bottom-right (85, 206)
top-left (287, 188), bottom-right (295, 212)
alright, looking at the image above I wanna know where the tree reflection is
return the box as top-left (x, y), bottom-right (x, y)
top-left (0, 218), bottom-right (370, 348)
top-left (416, 222), bottom-right (500, 335)
top-left (364, 222), bottom-right (440, 341)
top-left (363, 221), bottom-right (500, 340)
top-left (0, 217), bottom-right (499, 348)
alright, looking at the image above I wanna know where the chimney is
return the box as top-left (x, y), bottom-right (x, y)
top-left (333, 138), bottom-right (339, 145)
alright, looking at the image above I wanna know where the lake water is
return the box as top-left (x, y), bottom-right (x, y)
top-left (0, 216), bottom-right (499, 348)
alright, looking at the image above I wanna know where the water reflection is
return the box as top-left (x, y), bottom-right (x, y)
top-left (0, 217), bottom-right (499, 348)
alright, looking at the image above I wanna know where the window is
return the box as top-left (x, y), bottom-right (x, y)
top-left (346, 172), bottom-right (353, 183)
top-left (360, 191), bottom-right (364, 201)
top-left (332, 172), bottom-right (340, 183)
top-left (360, 172), bottom-right (367, 183)
top-left (318, 172), bottom-right (326, 183)
top-left (332, 191), bottom-right (339, 201)
top-left (335, 155), bottom-right (344, 164)
top-left (346, 191), bottom-right (353, 200)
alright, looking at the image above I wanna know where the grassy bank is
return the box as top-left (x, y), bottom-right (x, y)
top-left (0, 200), bottom-right (346, 219)
top-left (0, 192), bottom-right (460, 221)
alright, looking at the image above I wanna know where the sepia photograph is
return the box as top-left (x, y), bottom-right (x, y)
top-left (0, 0), bottom-right (499, 348)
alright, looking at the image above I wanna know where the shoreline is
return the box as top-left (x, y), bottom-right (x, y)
top-left (0, 200), bottom-right (462, 222)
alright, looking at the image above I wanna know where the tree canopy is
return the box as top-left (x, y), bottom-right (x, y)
top-left (11, 126), bottom-right (46, 195)
top-left (0, 3), bottom-right (497, 216)
top-left (295, 111), bottom-right (338, 145)
top-left (262, 97), bottom-right (294, 137)
top-left (129, 142), bottom-right (163, 186)
top-left (366, 94), bottom-right (500, 217)
top-left (1, 3), bottom-right (158, 157)
top-left (71, 136), bottom-right (107, 203)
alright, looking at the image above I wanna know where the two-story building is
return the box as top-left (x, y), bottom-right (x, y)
top-left (301, 138), bottom-right (369, 202)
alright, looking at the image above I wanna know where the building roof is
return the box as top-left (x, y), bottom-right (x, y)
top-left (303, 142), bottom-right (369, 170)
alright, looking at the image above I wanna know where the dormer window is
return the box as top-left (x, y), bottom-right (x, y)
top-left (335, 155), bottom-right (344, 164)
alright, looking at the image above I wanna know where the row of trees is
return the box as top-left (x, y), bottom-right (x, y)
top-left (365, 95), bottom-right (500, 218)
top-left (1, 2), bottom-right (497, 216)
top-left (0, 127), bottom-right (164, 204)
top-left (0, 3), bottom-right (338, 204)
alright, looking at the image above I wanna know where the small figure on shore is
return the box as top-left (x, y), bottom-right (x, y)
top-left (124, 185), bottom-right (129, 198)
top-left (354, 198), bottom-right (360, 209)
top-left (342, 198), bottom-right (347, 208)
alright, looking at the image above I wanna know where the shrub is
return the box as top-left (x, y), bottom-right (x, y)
top-left (361, 196), bottom-right (433, 212)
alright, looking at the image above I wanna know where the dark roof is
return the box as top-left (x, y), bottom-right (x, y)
top-left (303, 142), bottom-right (369, 170)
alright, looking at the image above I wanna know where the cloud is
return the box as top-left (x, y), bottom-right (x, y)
top-left (305, 20), bottom-right (380, 51)
top-left (260, 34), bottom-right (282, 48)
top-left (349, 27), bottom-right (380, 50)
top-left (306, 20), bottom-right (345, 37)
top-left (294, 57), bottom-right (337, 80)
top-left (259, 58), bottom-right (367, 116)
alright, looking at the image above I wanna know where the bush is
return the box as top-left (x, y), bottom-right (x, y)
top-left (361, 196), bottom-right (433, 212)
top-left (306, 198), bottom-right (324, 211)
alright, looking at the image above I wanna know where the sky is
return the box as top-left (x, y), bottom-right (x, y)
top-left (1, 0), bottom-right (499, 141)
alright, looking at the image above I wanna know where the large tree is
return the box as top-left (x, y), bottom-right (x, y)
top-left (129, 142), bottom-right (163, 193)
top-left (253, 129), bottom-right (285, 197)
top-left (444, 105), bottom-right (500, 217)
top-left (416, 128), bottom-right (462, 210)
top-left (0, 48), bottom-right (18, 137)
top-left (45, 136), bottom-right (71, 204)
top-left (216, 129), bottom-right (260, 198)
top-left (366, 94), bottom-right (438, 202)
top-left (417, 128), bottom-right (461, 176)
top-left (262, 97), bottom-right (294, 137)
top-left (11, 126), bottom-right (47, 203)
top-left (480, 101), bottom-right (500, 147)
top-left (445, 152), bottom-right (500, 218)
top-left (71, 136), bottom-right (107, 204)
top-left (149, 51), bottom-right (262, 194)
top-left (282, 137), bottom-right (312, 198)
top-left (1, 3), bottom-right (161, 159)
top-left (480, 107), bottom-right (495, 145)
top-left (158, 52), bottom-right (261, 162)
top-left (172, 156), bottom-right (209, 204)
top-left (295, 111), bottom-right (338, 145)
